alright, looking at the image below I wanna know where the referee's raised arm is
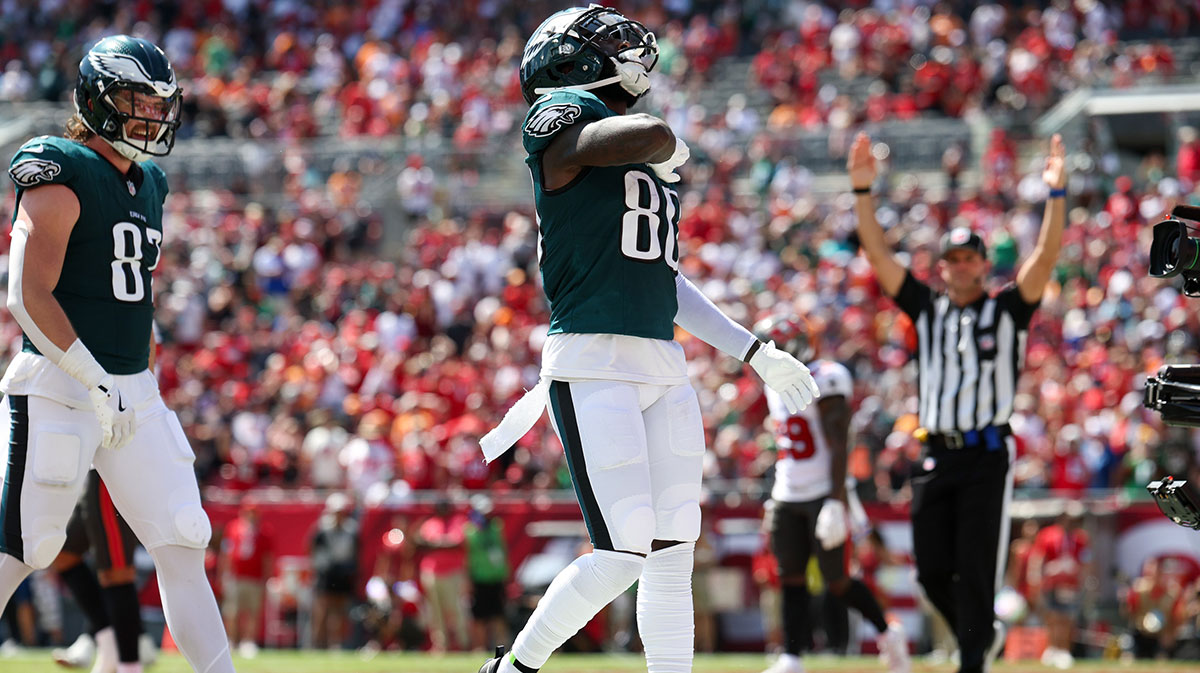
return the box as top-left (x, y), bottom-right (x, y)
top-left (1015, 134), bottom-right (1068, 304)
top-left (847, 132), bottom-right (906, 298)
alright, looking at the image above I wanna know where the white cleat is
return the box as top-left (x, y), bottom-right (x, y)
top-left (877, 622), bottom-right (911, 673)
top-left (1041, 646), bottom-right (1073, 669)
top-left (237, 640), bottom-right (259, 659)
top-left (760, 653), bottom-right (804, 673)
top-left (53, 633), bottom-right (97, 668)
top-left (90, 627), bottom-right (118, 673)
top-left (138, 633), bottom-right (158, 668)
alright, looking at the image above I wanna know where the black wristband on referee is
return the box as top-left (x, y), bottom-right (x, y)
top-left (743, 339), bottom-right (764, 363)
top-left (852, 186), bottom-right (871, 195)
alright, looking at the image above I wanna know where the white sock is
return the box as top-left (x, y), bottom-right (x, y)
top-left (148, 545), bottom-right (234, 673)
top-left (636, 543), bottom-right (696, 673)
top-left (0, 554), bottom-right (32, 611)
top-left (117, 663), bottom-right (143, 673)
top-left (91, 627), bottom-right (117, 673)
top-left (507, 550), bottom-right (644, 670)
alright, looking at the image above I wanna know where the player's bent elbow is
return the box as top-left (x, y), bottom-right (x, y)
top-left (640, 118), bottom-right (675, 160)
top-left (8, 285), bottom-right (48, 328)
top-left (5, 290), bottom-right (36, 332)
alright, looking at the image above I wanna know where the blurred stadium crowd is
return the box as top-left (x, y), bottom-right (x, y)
top-left (2, 0), bottom-right (1200, 658)
top-left (0, 0), bottom-right (1192, 136)
top-left (0, 0), bottom-right (1196, 503)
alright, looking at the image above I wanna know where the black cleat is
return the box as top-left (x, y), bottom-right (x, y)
top-left (478, 645), bottom-right (506, 673)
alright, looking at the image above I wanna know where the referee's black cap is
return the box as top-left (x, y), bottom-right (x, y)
top-left (940, 226), bottom-right (987, 259)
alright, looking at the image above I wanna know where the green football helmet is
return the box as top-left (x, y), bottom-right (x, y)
top-left (520, 4), bottom-right (658, 106)
top-left (74, 35), bottom-right (182, 162)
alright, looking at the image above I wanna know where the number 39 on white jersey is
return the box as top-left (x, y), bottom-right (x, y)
top-left (766, 359), bottom-right (854, 503)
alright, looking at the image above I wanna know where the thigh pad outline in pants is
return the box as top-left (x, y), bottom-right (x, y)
top-left (2, 395), bottom-right (99, 569)
top-left (548, 380), bottom-right (656, 555)
top-left (93, 408), bottom-right (210, 551)
top-left (643, 383), bottom-right (705, 543)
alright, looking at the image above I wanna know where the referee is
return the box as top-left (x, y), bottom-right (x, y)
top-left (847, 132), bottom-right (1067, 673)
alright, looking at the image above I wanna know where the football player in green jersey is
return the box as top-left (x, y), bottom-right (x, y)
top-left (0, 36), bottom-right (235, 673)
top-left (478, 7), bottom-right (820, 673)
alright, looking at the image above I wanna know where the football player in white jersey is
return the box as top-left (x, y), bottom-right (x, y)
top-left (755, 316), bottom-right (910, 673)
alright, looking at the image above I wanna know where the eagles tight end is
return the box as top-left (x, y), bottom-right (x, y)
top-left (0, 36), bottom-right (236, 673)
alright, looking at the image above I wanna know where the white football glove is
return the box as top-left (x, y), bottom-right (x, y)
top-left (749, 341), bottom-right (820, 414)
top-left (648, 137), bottom-right (690, 184)
top-left (89, 375), bottom-right (135, 449)
top-left (815, 499), bottom-right (849, 550)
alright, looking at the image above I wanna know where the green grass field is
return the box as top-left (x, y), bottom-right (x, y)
top-left (3, 651), bottom-right (1198, 673)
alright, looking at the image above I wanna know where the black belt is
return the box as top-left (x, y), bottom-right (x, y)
top-left (923, 424), bottom-right (1010, 452)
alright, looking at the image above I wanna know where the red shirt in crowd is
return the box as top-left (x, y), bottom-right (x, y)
top-left (222, 516), bottom-right (275, 580)
top-left (1030, 523), bottom-right (1089, 592)
top-left (417, 514), bottom-right (467, 576)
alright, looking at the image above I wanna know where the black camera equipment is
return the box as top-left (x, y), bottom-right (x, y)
top-left (1146, 205), bottom-right (1200, 428)
top-left (1150, 204), bottom-right (1200, 296)
top-left (1146, 476), bottom-right (1200, 530)
top-left (1147, 209), bottom-right (1200, 528)
top-left (1144, 364), bottom-right (1200, 427)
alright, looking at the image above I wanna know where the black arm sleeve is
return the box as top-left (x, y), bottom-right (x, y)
top-left (892, 270), bottom-right (934, 320)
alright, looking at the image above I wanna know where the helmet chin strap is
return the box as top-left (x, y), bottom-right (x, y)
top-left (114, 121), bottom-right (171, 163)
top-left (75, 102), bottom-right (157, 163)
top-left (534, 59), bottom-right (650, 97)
top-left (111, 140), bottom-right (151, 163)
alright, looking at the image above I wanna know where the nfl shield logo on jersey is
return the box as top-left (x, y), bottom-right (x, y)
top-left (127, 180), bottom-right (137, 195)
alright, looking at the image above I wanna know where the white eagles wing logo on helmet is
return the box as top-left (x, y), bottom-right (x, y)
top-left (525, 103), bottom-right (582, 138)
top-left (89, 52), bottom-right (178, 97)
top-left (9, 158), bottom-right (62, 188)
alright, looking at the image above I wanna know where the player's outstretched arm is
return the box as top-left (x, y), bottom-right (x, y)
top-left (9, 185), bottom-right (135, 449)
top-left (674, 274), bottom-right (819, 413)
top-left (1016, 134), bottom-right (1067, 304)
top-left (674, 273), bottom-right (758, 360)
top-left (848, 132), bottom-right (906, 297)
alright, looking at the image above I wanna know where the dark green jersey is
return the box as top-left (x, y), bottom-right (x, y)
top-left (522, 90), bottom-right (680, 340)
top-left (8, 136), bottom-right (166, 374)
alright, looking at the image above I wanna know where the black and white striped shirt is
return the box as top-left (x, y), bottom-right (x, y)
top-left (893, 271), bottom-right (1039, 434)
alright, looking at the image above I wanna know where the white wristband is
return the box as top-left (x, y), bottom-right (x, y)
top-left (57, 339), bottom-right (107, 389)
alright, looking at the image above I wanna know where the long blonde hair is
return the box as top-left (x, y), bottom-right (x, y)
top-left (65, 113), bottom-right (95, 142)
